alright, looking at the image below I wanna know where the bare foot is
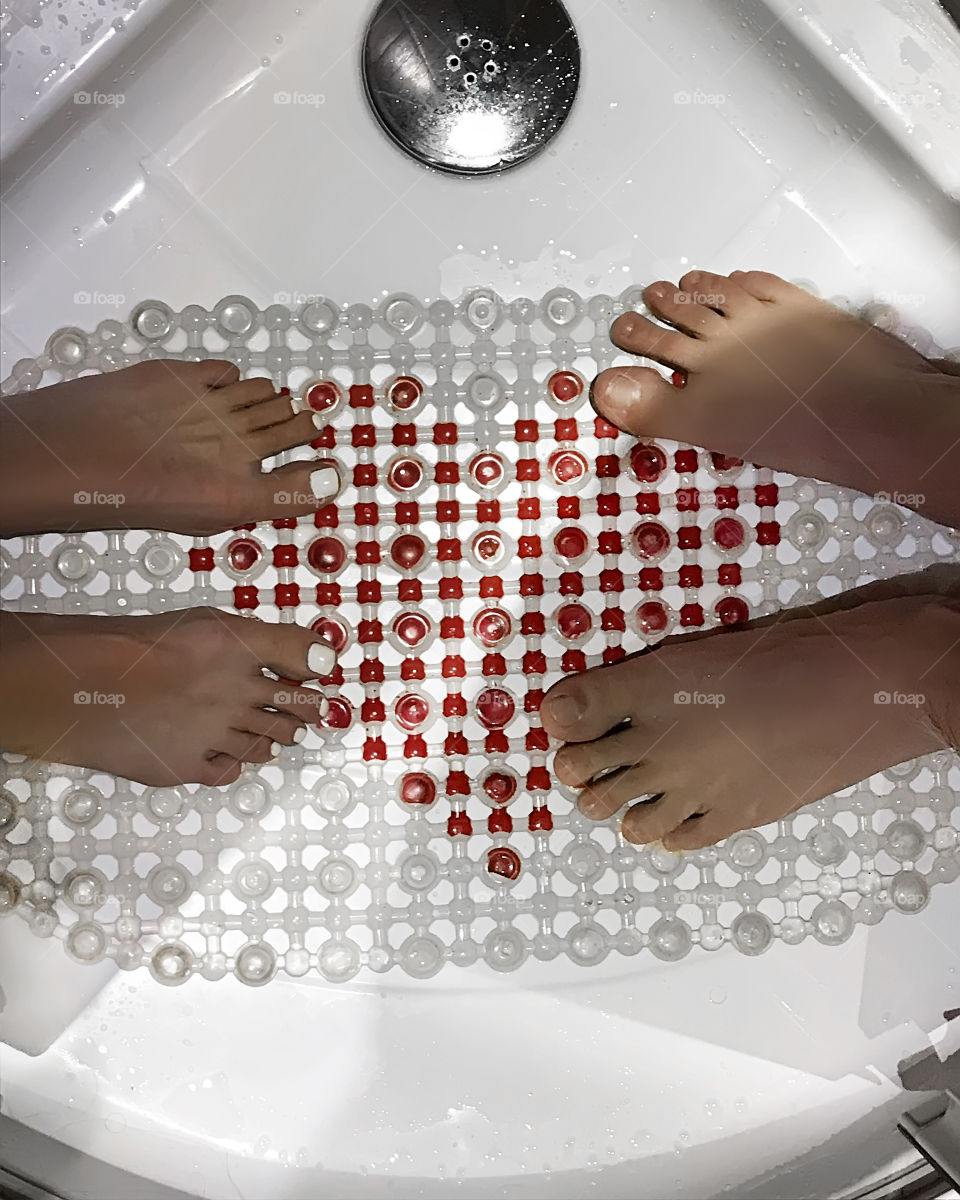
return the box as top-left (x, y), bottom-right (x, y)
top-left (0, 359), bottom-right (341, 536)
top-left (593, 269), bottom-right (960, 527)
top-left (541, 594), bottom-right (959, 850)
top-left (0, 608), bottom-right (337, 786)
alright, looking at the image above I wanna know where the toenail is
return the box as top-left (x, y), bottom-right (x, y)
top-left (293, 725), bottom-right (307, 744)
top-left (310, 467), bottom-right (340, 501)
top-left (578, 795), bottom-right (604, 820)
top-left (620, 817), bottom-right (647, 845)
top-left (545, 691), bottom-right (584, 727)
top-left (318, 695), bottom-right (330, 718)
top-left (620, 795), bottom-right (664, 843)
top-left (270, 741), bottom-right (282, 757)
top-left (311, 412), bottom-right (324, 428)
top-left (616, 313), bottom-right (637, 337)
top-left (604, 371), bottom-right (640, 407)
top-left (307, 641), bottom-right (336, 677)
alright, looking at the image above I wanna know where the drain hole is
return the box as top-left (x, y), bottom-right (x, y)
top-left (484, 60), bottom-right (498, 75)
top-left (446, 54), bottom-right (460, 70)
top-left (463, 71), bottom-right (477, 85)
top-left (457, 33), bottom-right (470, 48)
top-left (480, 38), bottom-right (493, 50)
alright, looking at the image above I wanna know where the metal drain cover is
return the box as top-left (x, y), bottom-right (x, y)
top-left (361, 0), bottom-right (580, 174)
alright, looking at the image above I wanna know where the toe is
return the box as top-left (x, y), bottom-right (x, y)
top-left (199, 753), bottom-right (243, 786)
top-left (236, 733), bottom-right (281, 765)
top-left (218, 376), bottom-right (279, 408)
top-left (662, 810), bottom-right (732, 851)
top-left (256, 679), bottom-right (330, 723)
top-left (187, 359), bottom-right (241, 389)
top-left (250, 412), bottom-right (320, 458)
top-left (621, 790), bottom-right (702, 845)
top-left (643, 281), bottom-right (725, 338)
top-left (213, 730), bottom-right (276, 764)
top-left (240, 709), bottom-right (308, 745)
top-left (678, 270), bottom-right (756, 317)
top-left (577, 761), bottom-right (661, 820)
top-left (591, 365), bottom-right (691, 442)
top-left (541, 664), bottom-right (641, 743)
top-left (239, 395), bottom-right (297, 431)
top-left (260, 460), bottom-right (342, 521)
top-left (240, 617), bottom-right (340, 682)
top-left (729, 269), bottom-right (797, 303)
top-left (553, 729), bottom-right (643, 788)
top-left (610, 312), bottom-right (700, 371)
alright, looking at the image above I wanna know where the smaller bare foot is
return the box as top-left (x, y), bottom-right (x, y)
top-left (541, 594), bottom-right (959, 850)
top-left (0, 359), bottom-right (341, 536)
top-left (592, 270), bottom-right (960, 528)
top-left (0, 608), bottom-right (338, 786)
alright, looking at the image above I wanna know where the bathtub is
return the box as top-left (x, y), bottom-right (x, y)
top-left (1, 0), bottom-right (959, 1195)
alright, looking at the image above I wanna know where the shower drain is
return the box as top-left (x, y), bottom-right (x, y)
top-left (361, 0), bottom-right (580, 173)
top-left (0, 285), bottom-right (957, 984)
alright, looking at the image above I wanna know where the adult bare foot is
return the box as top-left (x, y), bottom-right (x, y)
top-left (0, 608), bottom-right (337, 787)
top-left (0, 359), bottom-right (341, 536)
top-left (541, 594), bottom-right (959, 850)
top-left (593, 270), bottom-right (960, 527)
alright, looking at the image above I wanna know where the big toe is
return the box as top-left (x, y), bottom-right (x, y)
top-left (241, 615), bottom-right (338, 681)
top-left (256, 460), bottom-right (342, 522)
top-left (541, 666), bottom-right (636, 743)
top-left (592, 365), bottom-right (684, 440)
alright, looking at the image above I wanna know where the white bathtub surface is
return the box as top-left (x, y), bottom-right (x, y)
top-left (1, 886), bottom-right (958, 1198)
top-left (1, 0), bottom-right (959, 1196)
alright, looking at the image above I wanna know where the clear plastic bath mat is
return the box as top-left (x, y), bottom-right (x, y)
top-left (1, 288), bottom-right (958, 984)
